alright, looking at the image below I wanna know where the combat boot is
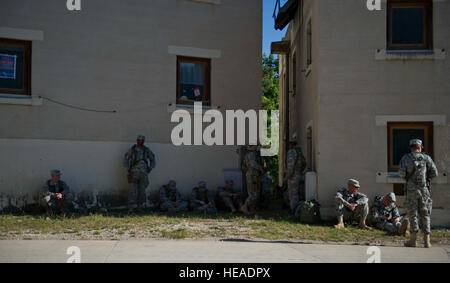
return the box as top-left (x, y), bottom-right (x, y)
top-left (424, 234), bottom-right (432, 248)
top-left (404, 233), bottom-right (417, 247)
top-left (398, 219), bottom-right (410, 237)
top-left (240, 204), bottom-right (249, 215)
top-left (334, 216), bottom-right (345, 229)
top-left (359, 217), bottom-right (372, 230)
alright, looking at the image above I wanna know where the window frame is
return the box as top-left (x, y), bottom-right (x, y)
top-left (387, 122), bottom-right (434, 172)
top-left (176, 56), bottom-right (211, 106)
top-left (292, 51), bottom-right (296, 96)
top-left (306, 19), bottom-right (312, 66)
top-left (387, 0), bottom-right (433, 51)
top-left (0, 38), bottom-right (32, 95)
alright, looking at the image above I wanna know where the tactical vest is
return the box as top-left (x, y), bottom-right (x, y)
top-left (293, 148), bottom-right (304, 172)
top-left (47, 180), bottom-right (65, 194)
top-left (164, 187), bottom-right (177, 202)
top-left (130, 145), bottom-right (150, 167)
top-left (194, 188), bottom-right (209, 203)
top-left (411, 153), bottom-right (427, 187)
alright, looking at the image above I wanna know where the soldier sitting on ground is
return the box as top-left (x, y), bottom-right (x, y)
top-left (218, 180), bottom-right (243, 213)
top-left (190, 181), bottom-right (217, 214)
top-left (368, 193), bottom-right (409, 236)
top-left (159, 180), bottom-right (188, 213)
top-left (41, 170), bottom-right (72, 217)
top-left (334, 179), bottom-right (371, 230)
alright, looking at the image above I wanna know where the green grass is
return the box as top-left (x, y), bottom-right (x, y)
top-left (161, 229), bottom-right (193, 239)
top-left (0, 212), bottom-right (448, 246)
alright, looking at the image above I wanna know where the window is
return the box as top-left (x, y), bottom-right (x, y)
top-left (292, 52), bottom-right (296, 96)
top-left (387, 0), bottom-right (432, 50)
top-left (306, 19), bottom-right (312, 66)
top-left (388, 122), bottom-right (434, 172)
top-left (0, 38), bottom-right (31, 95)
top-left (177, 56), bottom-right (210, 106)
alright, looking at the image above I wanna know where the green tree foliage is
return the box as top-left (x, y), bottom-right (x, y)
top-left (261, 54), bottom-right (280, 191)
top-left (262, 54), bottom-right (279, 111)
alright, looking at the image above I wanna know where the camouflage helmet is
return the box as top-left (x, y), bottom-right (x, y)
top-left (348, 179), bottom-right (361, 188)
top-left (198, 181), bottom-right (207, 189)
top-left (289, 133), bottom-right (298, 143)
top-left (137, 135), bottom-right (146, 141)
top-left (168, 180), bottom-right (177, 188)
top-left (225, 179), bottom-right (234, 186)
top-left (409, 139), bottom-right (423, 147)
top-left (50, 169), bottom-right (62, 176)
top-left (386, 193), bottom-right (396, 204)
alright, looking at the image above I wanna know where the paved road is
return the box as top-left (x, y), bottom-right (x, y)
top-left (0, 240), bottom-right (448, 263)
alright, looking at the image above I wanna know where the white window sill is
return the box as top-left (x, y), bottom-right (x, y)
top-left (0, 94), bottom-right (43, 106)
top-left (167, 103), bottom-right (220, 115)
top-left (375, 49), bottom-right (446, 61)
top-left (376, 172), bottom-right (448, 185)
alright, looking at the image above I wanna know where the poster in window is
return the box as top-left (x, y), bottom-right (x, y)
top-left (0, 54), bottom-right (17, 79)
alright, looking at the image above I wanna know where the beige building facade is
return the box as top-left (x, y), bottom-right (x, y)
top-left (0, 0), bottom-right (262, 208)
top-left (274, 0), bottom-right (449, 226)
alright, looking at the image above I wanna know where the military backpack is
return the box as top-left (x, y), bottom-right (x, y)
top-left (295, 200), bottom-right (322, 224)
top-left (412, 153), bottom-right (427, 187)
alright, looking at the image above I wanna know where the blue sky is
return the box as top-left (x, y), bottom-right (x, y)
top-left (263, 0), bottom-right (288, 55)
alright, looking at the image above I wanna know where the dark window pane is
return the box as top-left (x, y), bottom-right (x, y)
top-left (392, 7), bottom-right (425, 45)
top-left (179, 62), bottom-right (205, 102)
top-left (394, 184), bottom-right (405, 196)
top-left (0, 45), bottom-right (25, 91)
top-left (392, 129), bottom-right (425, 166)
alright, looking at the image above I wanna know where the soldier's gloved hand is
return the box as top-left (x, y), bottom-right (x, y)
top-left (56, 193), bottom-right (63, 200)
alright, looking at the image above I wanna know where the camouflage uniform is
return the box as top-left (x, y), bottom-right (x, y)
top-left (260, 172), bottom-right (271, 208)
top-left (219, 180), bottom-right (243, 212)
top-left (123, 140), bottom-right (156, 208)
top-left (159, 181), bottom-right (188, 213)
top-left (286, 146), bottom-right (307, 211)
top-left (399, 151), bottom-right (438, 235)
top-left (243, 148), bottom-right (263, 212)
top-left (41, 172), bottom-right (73, 216)
top-left (190, 182), bottom-right (217, 214)
top-left (335, 188), bottom-right (369, 222)
top-left (369, 194), bottom-right (402, 234)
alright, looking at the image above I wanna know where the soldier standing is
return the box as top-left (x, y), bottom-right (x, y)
top-left (190, 181), bottom-right (217, 214)
top-left (369, 193), bottom-right (409, 235)
top-left (286, 135), bottom-right (307, 213)
top-left (334, 179), bottom-right (371, 230)
top-left (123, 135), bottom-right (156, 213)
top-left (241, 144), bottom-right (264, 215)
top-left (41, 170), bottom-right (72, 217)
top-left (399, 139), bottom-right (438, 248)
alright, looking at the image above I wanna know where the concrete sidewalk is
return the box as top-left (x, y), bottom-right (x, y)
top-left (0, 240), bottom-right (448, 263)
